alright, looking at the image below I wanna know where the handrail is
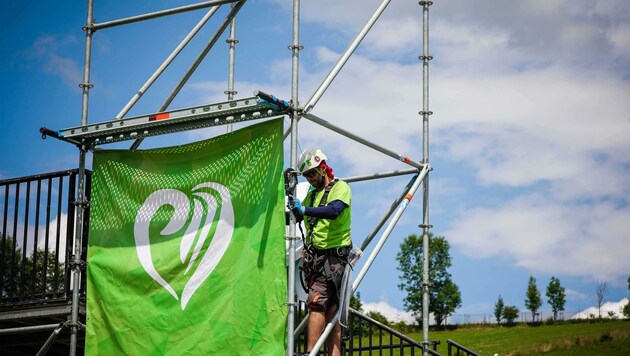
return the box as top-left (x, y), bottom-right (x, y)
top-left (0, 170), bottom-right (91, 309)
top-left (294, 303), bottom-right (442, 355)
top-left (447, 339), bottom-right (480, 356)
top-left (350, 309), bottom-right (442, 355)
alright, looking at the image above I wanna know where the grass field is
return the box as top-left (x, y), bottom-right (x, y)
top-left (413, 320), bottom-right (630, 355)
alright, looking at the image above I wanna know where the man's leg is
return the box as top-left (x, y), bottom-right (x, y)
top-left (307, 310), bottom-right (326, 352)
top-left (325, 304), bottom-right (342, 356)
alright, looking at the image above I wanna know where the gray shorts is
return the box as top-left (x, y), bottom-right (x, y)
top-left (305, 254), bottom-right (346, 312)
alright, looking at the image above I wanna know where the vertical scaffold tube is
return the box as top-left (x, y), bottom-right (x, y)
top-left (70, 3), bottom-right (94, 355)
top-left (226, 1), bottom-right (238, 133)
top-left (286, 1), bottom-right (301, 355)
top-left (419, 1), bottom-right (433, 355)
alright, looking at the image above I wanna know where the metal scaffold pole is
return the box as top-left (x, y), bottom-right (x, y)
top-left (225, 1), bottom-right (239, 133)
top-left (69, 1), bottom-right (94, 355)
top-left (419, 1), bottom-right (434, 354)
top-left (286, 0), bottom-right (302, 355)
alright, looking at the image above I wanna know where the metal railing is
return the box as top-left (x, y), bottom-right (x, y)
top-left (0, 169), bottom-right (90, 310)
top-left (447, 340), bottom-right (480, 356)
top-left (295, 303), bottom-right (441, 355)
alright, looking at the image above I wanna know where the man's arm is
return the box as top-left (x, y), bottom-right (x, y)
top-left (305, 200), bottom-right (347, 219)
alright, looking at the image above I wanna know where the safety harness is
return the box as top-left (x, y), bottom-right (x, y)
top-left (305, 179), bottom-right (337, 245)
top-left (300, 179), bottom-right (351, 295)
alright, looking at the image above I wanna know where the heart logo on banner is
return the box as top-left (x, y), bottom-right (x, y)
top-left (134, 182), bottom-right (234, 310)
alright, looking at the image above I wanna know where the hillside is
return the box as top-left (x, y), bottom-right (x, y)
top-left (416, 320), bottom-right (630, 355)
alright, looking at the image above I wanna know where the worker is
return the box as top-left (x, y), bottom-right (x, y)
top-left (289, 148), bottom-right (352, 356)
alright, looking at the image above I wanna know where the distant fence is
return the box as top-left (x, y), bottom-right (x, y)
top-left (444, 310), bottom-right (611, 325)
top-left (0, 169), bottom-right (90, 309)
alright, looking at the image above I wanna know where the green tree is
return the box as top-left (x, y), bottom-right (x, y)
top-left (525, 276), bottom-right (542, 323)
top-left (597, 281), bottom-right (608, 318)
top-left (1, 235), bottom-right (23, 297)
top-left (1, 235), bottom-right (65, 298)
top-left (349, 293), bottom-right (368, 336)
top-left (396, 233), bottom-right (462, 327)
top-left (545, 276), bottom-right (566, 321)
top-left (503, 306), bottom-right (519, 325)
top-left (350, 292), bottom-right (363, 312)
top-left (494, 295), bottom-right (504, 324)
top-left (623, 275), bottom-right (630, 319)
top-left (366, 310), bottom-right (390, 326)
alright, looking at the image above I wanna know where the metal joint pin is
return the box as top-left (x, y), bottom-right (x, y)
top-left (418, 223), bottom-right (433, 229)
top-left (69, 259), bottom-right (87, 270)
top-left (225, 38), bottom-right (239, 44)
top-left (78, 83), bottom-right (94, 89)
top-left (81, 24), bottom-right (96, 33)
top-left (65, 320), bottom-right (85, 330)
top-left (73, 199), bottom-right (91, 207)
top-left (288, 44), bottom-right (304, 50)
top-left (224, 90), bottom-right (238, 95)
top-left (289, 100), bottom-right (303, 114)
top-left (418, 1), bottom-right (434, 6)
top-left (418, 55), bottom-right (434, 61)
top-left (419, 111), bottom-right (433, 116)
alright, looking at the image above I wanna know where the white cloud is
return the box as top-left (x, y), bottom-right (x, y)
top-left (44, 54), bottom-right (82, 88)
top-left (362, 300), bottom-right (416, 324)
top-left (268, 0), bottom-right (386, 32)
top-left (444, 196), bottom-right (630, 282)
top-left (571, 298), bottom-right (629, 319)
top-left (609, 23), bottom-right (630, 58)
top-left (565, 288), bottom-right (589, 302)
top-left (26, 35), bottom-right (82, 89)
top-left (0, 211), bottom-right (70, 263)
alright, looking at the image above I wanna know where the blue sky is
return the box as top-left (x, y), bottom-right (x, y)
top-left (1, 0), bottom-right (629, 323)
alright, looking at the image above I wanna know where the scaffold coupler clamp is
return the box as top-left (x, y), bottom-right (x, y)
top-left (284, 167), bottom-right (299, 211)
top-left (289, 99), bottom-right (304, 115)
top-left (69, 258), bottom-right (87, 272)
top-left (65, 319), bottom-right (85, 330)
top-left (74, 199), bottom-right (91, 208)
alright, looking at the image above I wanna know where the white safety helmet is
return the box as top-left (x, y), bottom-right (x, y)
top-left (298, 148), bottom-right (327, 173)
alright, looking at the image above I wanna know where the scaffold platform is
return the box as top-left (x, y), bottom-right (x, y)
top-left (40, 92), bottom-right (288, 148)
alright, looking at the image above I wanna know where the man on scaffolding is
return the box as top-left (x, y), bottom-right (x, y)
top-left (289, 148), bottom-right (352, 356)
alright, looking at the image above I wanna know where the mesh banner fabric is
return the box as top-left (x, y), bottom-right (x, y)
top-left (85, 119), bottom-right (287, 355)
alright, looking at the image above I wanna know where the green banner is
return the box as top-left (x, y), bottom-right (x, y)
top-left (85, 119), bottom-right (287, 355)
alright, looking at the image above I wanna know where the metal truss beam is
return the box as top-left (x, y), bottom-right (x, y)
top-left (40, 93), bottom-right (288, 149)
top-left (93, 0), bottom-right (239, 31)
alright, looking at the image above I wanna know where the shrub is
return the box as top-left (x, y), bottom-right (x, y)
top-left (503, 306), bottom-right (519, 325)
top-left (600, 332), bottom-right (613, 343)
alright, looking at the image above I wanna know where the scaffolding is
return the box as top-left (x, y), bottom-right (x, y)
top-left (23, 0), bottom-right (435, 355)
